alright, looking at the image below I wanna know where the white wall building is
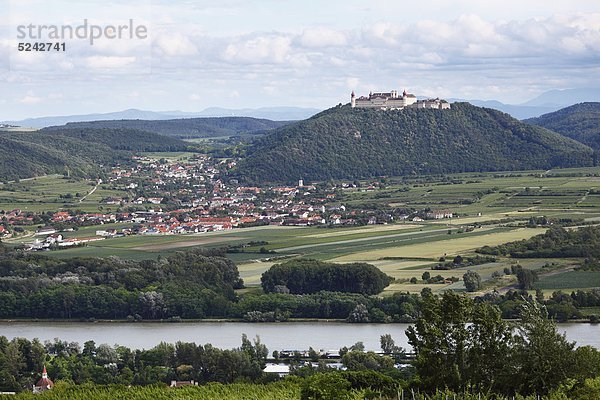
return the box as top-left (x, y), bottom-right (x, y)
top-left (351, 90), bottom-right (450, 110)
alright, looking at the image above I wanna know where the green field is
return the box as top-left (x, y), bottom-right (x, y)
top-left (536, 271), bottom-right (600, 290)
top-left (0, 175), bottom-right (127, 214)
top-left (341, 168), bottom-right (600, 221)
top-left (139, 151), bottom-right (199, 161)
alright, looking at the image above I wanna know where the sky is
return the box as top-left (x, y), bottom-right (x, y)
top-left (0, 0), bottom-right (599, 120)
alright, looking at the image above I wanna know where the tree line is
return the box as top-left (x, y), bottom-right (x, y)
top-left (477, 226), bottom-right (600, 259)
top-left (1, 293), bottom-right (599, 399)
top-left (0, 244), bottom-right (598, 322)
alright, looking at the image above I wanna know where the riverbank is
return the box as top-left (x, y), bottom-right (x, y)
top-left (0, 318), bottom-right (346, 323)
top-left (1, 320), bottom-right (598, 351)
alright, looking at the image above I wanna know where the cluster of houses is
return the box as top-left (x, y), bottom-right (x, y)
top-left (1, 208), bottom-right (34, 226)
top-left (426, 210), bottom-right (454, 219)
top-left (1, 153), bottom-right (456, 250)
top-left (29, 230), bottom-right (106, 251)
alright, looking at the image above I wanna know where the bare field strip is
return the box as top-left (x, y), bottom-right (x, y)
top-left (366, 259), bottom-right (433, 270)
top-left (130, 236), bottom-right (244, 251)
top-left (302, 224), bottom-right (420, 238)
top-left (276, 227), bottom-right (457, 252)
top-left (383, 282), bottom-right (451, 294)
top-left (237, 262), bottom-right (278, 285)
top-left (428, 212), bottom-right (537, 225)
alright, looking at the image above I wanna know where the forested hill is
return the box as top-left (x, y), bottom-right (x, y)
top-left (0, 128), bottom-right (190, 181)
top-left (524, 102), bottom-right (600, 150)
top-left (44, 117), bottom-right (291, 139)
top-left (232, 103), bottom-right (594, 184)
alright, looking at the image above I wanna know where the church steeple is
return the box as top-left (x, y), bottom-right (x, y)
top-left (34, 365), bottom-right (54, 393)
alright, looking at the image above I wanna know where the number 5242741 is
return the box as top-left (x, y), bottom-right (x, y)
top-left (17, 42), bottom-right (66, 52)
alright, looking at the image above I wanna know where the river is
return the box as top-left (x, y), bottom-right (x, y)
top-left (0, 321), bottom-right (598, 351)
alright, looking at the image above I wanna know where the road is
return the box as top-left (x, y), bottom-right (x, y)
top-left (79, 179), bottom-right (102, 202)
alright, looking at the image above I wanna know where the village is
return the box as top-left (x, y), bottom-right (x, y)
top-left (0, 153), bottom-right (454, 251)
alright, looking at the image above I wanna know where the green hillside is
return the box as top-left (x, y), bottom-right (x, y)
top-left (0, 128), bottom-right (191, 181)
top-left (45, 117), bottom-right (290, 139)
top-left (38, 127), bottom-right (192, 152)
top-left (233, 103), bottom-right (594, 183)
top-left (525, 102), bottom-right (600, 149)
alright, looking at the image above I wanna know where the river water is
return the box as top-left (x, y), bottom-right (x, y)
top-left (0, 321), bottom-right (598, 351)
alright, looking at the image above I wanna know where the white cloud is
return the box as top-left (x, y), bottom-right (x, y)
top-left (154, 33), bottom-right (198, 57)
top-left (2, 3), bottom-right (600, 118)
top-left (346, 77), bottom-right (360, 89)
top-left (84, 56), bottom-right (137, 68)
top-left (297, 27), bottom-right (348, 48)
top-left (222, 34), bottom-right (292, 64)
top-left (19, 91), bottom-right (42, 104)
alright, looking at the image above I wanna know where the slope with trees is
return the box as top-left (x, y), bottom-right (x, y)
top-left (44, 117), bottom-right (290, 139)
top-left (0, 128), bottom-right (191, 180)
top-left (525, 102), bottom-right (600, 149)
top-left (233, 103), bottom-right (593, 183)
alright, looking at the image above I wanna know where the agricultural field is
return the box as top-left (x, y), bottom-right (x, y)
top-left (331, 228), bottom-right (546, 262)
top-left (0, 174), bottom-right (126, 214)
top-left (0, 381), bottom-right (302, 400)
top-left (340, 168), bottom-right (600, 222)
top-left (536, 271), bottom-right (600, 290)
top-left (139, 151), bottom-right (199, 160)
top-left (3, 167), bottom-right (600, 294)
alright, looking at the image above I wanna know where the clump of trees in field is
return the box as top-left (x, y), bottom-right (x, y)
top-left (478, 226), bottom-right (600, 258)
top-left (462, 270), bottom-right (482, 292)
top-left (260, 259), bottom-right (393, 295)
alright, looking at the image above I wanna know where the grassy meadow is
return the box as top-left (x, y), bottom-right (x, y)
top-left (0, 174), bottom-right (127, 214)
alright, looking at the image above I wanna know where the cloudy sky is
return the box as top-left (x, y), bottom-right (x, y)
top-left (1, 0), bottom-right (599, 119)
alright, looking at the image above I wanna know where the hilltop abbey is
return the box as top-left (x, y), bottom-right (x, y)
top-left (351, 90), bottom-right (450, 110)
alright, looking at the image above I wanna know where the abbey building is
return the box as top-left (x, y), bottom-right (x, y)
top-left (351, 90), bottom-right (450, 110)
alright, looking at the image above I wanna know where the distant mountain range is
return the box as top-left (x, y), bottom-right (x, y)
top-left (3, 88), bottom-right (597, 128)
top-left (1, 93), bottom-right (599, 182)
top-left (456, 88), bottom-right (600, 120)
top-left (1, 107), bottom-right (321, 129)
top-left (44, 117), bottom-right (290, 139)
top-left (232, 103), bottom-right (594, 184)
top-left (525, 102), bottom-right (600, 150)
